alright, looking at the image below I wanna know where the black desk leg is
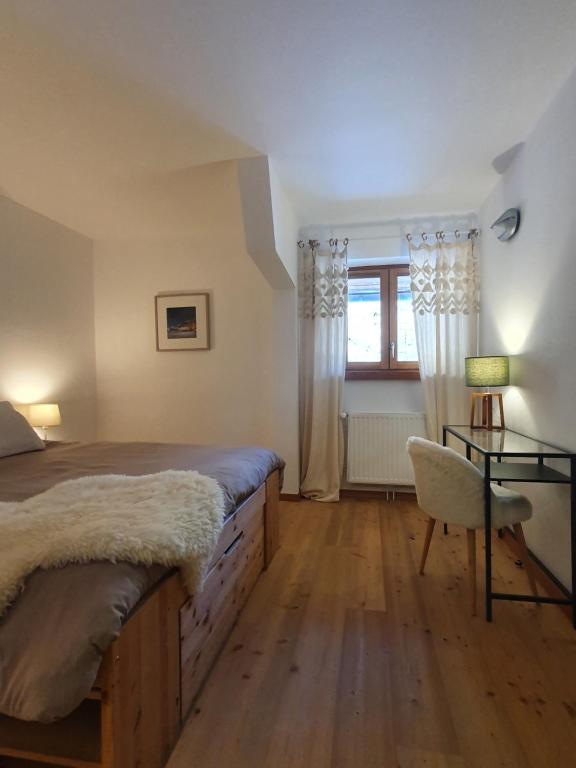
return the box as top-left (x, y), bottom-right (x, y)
top-left (443, 430), bottom-right (449, 536)
top-left (496, 455), bottom-right (503, 538)
top-left (484, 455), bottom-right (493, 622)
top-left (572, 458), bottom-right (576, 630)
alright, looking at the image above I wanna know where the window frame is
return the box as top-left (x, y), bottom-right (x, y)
top-left (346, 264), bottom-right (420, 381)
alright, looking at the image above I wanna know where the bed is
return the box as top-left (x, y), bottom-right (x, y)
top-left (0, 440), bottom-right (283, 768)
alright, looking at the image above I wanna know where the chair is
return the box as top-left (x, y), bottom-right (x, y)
top-left (406, 436), bottom-right (538, 616)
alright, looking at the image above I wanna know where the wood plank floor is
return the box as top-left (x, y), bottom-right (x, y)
top-left (168, 499), bottom-right (576, 768)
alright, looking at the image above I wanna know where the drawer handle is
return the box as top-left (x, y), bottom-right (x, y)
top-left (224, 531), bottom-right (244, 557)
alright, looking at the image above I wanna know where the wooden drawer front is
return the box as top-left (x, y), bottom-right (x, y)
top-left (236, 527), bottom-right (265, 607)
top-left (207, 485), bottom-right (265, 571)
top-left (180, 520), bottom-right (264, 717)
top-left (90, 488), bottom-right (266, 703)
top-left (180, 529), bottom-right (248, 668)
top-left (180, 493), bottom-right (264, 662)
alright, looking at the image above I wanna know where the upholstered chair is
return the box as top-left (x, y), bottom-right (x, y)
top-left (407, 436), bottom-right (537, 616)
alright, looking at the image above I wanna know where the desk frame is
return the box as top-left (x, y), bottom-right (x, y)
top-left (443, 425), bottom-right (576, 628)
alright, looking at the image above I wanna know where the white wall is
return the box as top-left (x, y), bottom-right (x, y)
top-left (93, 161), bottom-right (299, 493)
top-left (265, 165), bottom-right (300, 491)
top-left (237, 157), bottom-right (295, 289)
top-left (268, 159), bottom-right (299, 284)
top-left (0, 195), bottom-right (97, 440)
top-left (343, 380), bottom-right (424, 414)
top-left (479, 65), bottom-right (576, 588)
top-left (263, 287), bottom-right (299, 494)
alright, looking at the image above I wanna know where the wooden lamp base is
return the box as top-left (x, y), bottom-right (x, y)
top-left (470, 392), bottom-right (505, 430)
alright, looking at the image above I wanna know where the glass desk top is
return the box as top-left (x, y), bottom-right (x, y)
top-left (443, 426), bottom-right (575, 458)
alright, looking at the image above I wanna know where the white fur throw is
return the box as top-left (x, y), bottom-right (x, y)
top-left (0, 470), bottom-right (225, 617)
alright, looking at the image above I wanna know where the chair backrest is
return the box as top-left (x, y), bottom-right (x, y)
top-left (407, 436), bottom-right (485, 528)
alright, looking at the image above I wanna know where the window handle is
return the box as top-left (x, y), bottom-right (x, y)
top-left (389, 341), bottom-right (396, 359)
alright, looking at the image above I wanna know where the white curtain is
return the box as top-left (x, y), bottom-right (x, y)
top-left (299, 239), bottom-right (348, 501)
top-left (409, 235), bottom-right (479, 442)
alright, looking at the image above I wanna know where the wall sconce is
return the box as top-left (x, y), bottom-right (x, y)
top-left (491, 208), bottom-right (520, 241)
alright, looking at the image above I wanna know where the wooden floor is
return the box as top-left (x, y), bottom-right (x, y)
top-left (168, 499), bottom-right (576, 768)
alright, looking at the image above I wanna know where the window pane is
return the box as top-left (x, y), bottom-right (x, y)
top-left (348, 275), bottom-right (381, 362)
top-left (396, 274), bottom-right (418, 362)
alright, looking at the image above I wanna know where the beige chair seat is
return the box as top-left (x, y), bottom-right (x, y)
top-left (490, 484), bottom-right (532, 529)
top-left (439, 482), bottom-right (533, 529)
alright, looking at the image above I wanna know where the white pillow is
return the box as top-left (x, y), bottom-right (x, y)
top-left (0, 401), bottom-right (46, 458)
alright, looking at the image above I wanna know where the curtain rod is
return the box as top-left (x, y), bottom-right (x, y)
top-left (298, 228), bottom-right (478, 247)
top-left (406, 228), bottom-right (479, 242)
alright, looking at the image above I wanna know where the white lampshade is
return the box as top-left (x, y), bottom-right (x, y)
top-left (27, 403), bottom-right (62, 428)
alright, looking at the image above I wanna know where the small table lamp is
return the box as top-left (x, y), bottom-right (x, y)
top-left (465, 356), bottom-right (509, 430)
top-left (28, 403), bottom-right (62, 440)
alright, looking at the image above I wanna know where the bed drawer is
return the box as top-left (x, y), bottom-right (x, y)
top-left (180, 489), bottom-right (264, 653)
top-left (90, 487), bottom-right (266, 702)
top-left (207, 485), bottom-right (265, 570)
top-left (180, 514), bottom-right (264, 717)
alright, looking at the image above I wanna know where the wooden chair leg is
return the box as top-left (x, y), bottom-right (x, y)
top-left (419, 517), bottom-right (436, 574)
top-left (466, 529), bottom-right (477, 616)
top-left (513, 523), bottom-right (538, 597)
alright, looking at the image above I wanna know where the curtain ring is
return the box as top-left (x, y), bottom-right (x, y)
top-left (406, 233), bottom-right (413, 242)
top-left (421, 232), bottom-right (427, 242)
top-left (454, 229), bottom-right (460, 239)
top-left (343, 238), bottom-right (349, 246)
top-left (329, 238), bottom-right (336, 247)
top-left (298, 240), bottom-right (305, 249)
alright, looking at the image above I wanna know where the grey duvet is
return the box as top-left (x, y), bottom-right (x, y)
top-left (0, 441), bottom-right (283, 722)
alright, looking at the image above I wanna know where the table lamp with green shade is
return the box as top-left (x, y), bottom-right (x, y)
top-left (465, 355), bottom-right (510, 430)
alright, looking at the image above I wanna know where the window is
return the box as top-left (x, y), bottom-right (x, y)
top-left (347, 265), bottom-right (419, 380)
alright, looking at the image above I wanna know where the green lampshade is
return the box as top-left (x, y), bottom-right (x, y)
top-left (465, 356), bottom-right (510, 387)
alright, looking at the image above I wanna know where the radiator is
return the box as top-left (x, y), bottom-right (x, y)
top-left (346, 412), bottom-right (427, 485)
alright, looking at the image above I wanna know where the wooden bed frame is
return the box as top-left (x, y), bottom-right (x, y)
top-left (0, 470), bottom-right (281, 768)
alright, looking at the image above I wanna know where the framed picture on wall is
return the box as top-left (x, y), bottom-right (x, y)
top-left (155, 292), bottom-right (210, 351)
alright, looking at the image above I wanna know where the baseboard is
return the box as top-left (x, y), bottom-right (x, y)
top-left (501, 527), bottom-right (572, 622)
top-left (279, 490), bottom-right (417, 502)
top-left (339, 488), bottom-right (417, 501)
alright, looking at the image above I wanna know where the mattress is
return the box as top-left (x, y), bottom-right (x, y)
top-left (0, 441), bottom-right (283, 722)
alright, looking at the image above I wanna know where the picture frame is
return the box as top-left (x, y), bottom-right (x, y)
top-left (155, 292), bottom-right (210, 351)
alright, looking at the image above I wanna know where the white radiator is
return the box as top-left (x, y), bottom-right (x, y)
top-left (346, 412), bottom-right (427, 485)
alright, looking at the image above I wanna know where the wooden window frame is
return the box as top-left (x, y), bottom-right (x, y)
top-left (346, 265), bottom-right (420, 381)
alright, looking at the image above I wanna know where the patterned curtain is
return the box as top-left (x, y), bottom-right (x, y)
top-left (299, 239), bottom-right (348, 501)
top-left (409, 233), bottom-right (479, 441)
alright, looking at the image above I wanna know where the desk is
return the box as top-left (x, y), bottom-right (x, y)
top-left (443, 425), bottom-right (576, 627)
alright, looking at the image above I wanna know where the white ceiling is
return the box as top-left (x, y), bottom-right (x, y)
top-left (2, 0), bottom-right (576, 234)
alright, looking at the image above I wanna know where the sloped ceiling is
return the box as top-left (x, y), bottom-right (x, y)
top-left (2, 0), bottom-right (576, 234)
